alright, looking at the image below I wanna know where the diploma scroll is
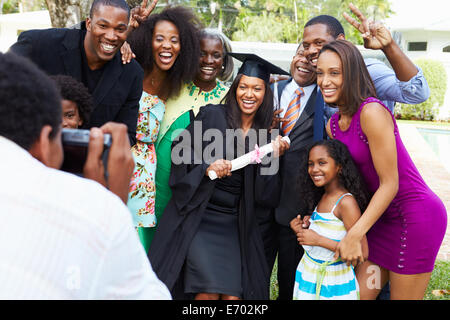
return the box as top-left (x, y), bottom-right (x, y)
top-left (207, 136), bottom-right (290, 180)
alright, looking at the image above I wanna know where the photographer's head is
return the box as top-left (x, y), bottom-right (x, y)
top-left (0, 52), bottom-right (63, 169)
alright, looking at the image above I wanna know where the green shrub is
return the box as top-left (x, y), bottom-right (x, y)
top-left (395, 58), bottom-right (447, 120)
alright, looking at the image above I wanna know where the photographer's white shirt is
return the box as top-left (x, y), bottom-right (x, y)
top-left (0, 136), bottom-right (171, 299)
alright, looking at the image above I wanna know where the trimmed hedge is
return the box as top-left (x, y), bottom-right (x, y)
top-left (395, 58), bottom-right (447, 120)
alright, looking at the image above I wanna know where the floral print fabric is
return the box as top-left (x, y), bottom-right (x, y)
top-left (127, 92), bottom-right (165, 227)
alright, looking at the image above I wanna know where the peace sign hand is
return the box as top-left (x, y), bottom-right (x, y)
top-left (129, 0), bottom-right (159, 30)
top-left (343, 3), bottom-right (392, 50)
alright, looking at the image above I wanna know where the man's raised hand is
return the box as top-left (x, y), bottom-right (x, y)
top-left (129, 0), bottom-right (159, 30)
top-left (343, 3), bottom-right (392, 50)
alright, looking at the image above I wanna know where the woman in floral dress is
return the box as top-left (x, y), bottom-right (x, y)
top-left (126, 6), bottom-right (202, 252)
top-left (127, 94), bottom-right (164, 230)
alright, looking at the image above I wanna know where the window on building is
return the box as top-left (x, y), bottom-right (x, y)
top-left (443, 45), bottom-right (450, 53)
top-left (408, 42), bottom-right (427, 51)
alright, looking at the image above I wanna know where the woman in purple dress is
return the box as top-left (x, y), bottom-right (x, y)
top-left (316, 40), bottom-right (447, 299)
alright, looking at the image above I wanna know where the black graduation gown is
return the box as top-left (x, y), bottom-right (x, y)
top-left (148, 104), bottom-right (281, 300)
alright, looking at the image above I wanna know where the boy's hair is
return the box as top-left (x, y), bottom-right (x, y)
top-left (297, 139), bottom-right (371, 216)
top-left (304, 15), bottom-right (345, 39)
top-left (319, 40), bottom-right (377, 116)
top-left (0, 52), bottom-right (61, 150)
top-left (90, 0), bottom-right (130, 19)
top-left (50, 75), bottom-right (94, 125)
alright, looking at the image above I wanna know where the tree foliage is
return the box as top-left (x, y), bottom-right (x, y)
top-left (395, 59), bottom-right (447, 121)
top-left (231, 0), bottom-right (393, 43)
top-left (3, 0), bottom-right (393, 43)
top-left (170, 0), bottom-right (393, 44)
top-left (1, 0), bottom-right (46, 14)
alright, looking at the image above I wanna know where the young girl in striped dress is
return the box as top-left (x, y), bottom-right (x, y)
top-left (291, 140), bottom-right (371, 300)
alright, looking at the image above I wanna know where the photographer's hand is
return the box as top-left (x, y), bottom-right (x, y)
top-left (84, 123), bottom-right (134, 204)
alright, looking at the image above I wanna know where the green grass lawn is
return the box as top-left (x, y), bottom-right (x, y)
top-left (424, 260), bottom-right (450, 300)
top-left (269, 258), bottom-right (279, 300)
top-left (270, 259), bottom-right (450, 300)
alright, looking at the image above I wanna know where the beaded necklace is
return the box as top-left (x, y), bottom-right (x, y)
top-left (187, 80), bottom-right (227, 102)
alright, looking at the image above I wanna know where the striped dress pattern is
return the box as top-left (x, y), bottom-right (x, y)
top-left (293, 193), bottom-right (360, 300)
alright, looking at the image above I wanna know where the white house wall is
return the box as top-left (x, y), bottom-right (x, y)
top-left (0, 10), bottom-right (51, 52)
top-left (398, 30), bottom-right (450, 119)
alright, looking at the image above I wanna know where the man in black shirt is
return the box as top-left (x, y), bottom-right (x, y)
top-left (9, 0), bottom-right (157, 145)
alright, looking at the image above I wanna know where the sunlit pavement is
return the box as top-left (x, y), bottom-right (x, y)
top-left (398, 122), bottom-right (450, 260)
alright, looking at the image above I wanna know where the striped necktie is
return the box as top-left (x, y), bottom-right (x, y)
top-left (282, 88), bottom-right (304, 136)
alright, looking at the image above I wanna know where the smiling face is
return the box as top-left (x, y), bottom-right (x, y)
top-left (302, 23), bottom-right (338, 69)
top-left (194, 37), bottom-right (224, 89)
top-left (152, 20), bottom-right (181, 72)
top-left (290, 43), bottom-right (316, 87)
top-left (316, 50), bottom-right (343, 105)
top-left (308, 145), bottom-right (341, 189)
top-left (236, 75), bottom-right (266, 118)
top-left (84, 5), bottom-right (129, 68)
top-left (62, 99), bottom-right (83, 129)
top-left (61, 100), bottom-right (83, 129)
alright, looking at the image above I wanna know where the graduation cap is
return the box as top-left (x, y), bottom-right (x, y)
top-left (228, 52), bottom-right (289, 83)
